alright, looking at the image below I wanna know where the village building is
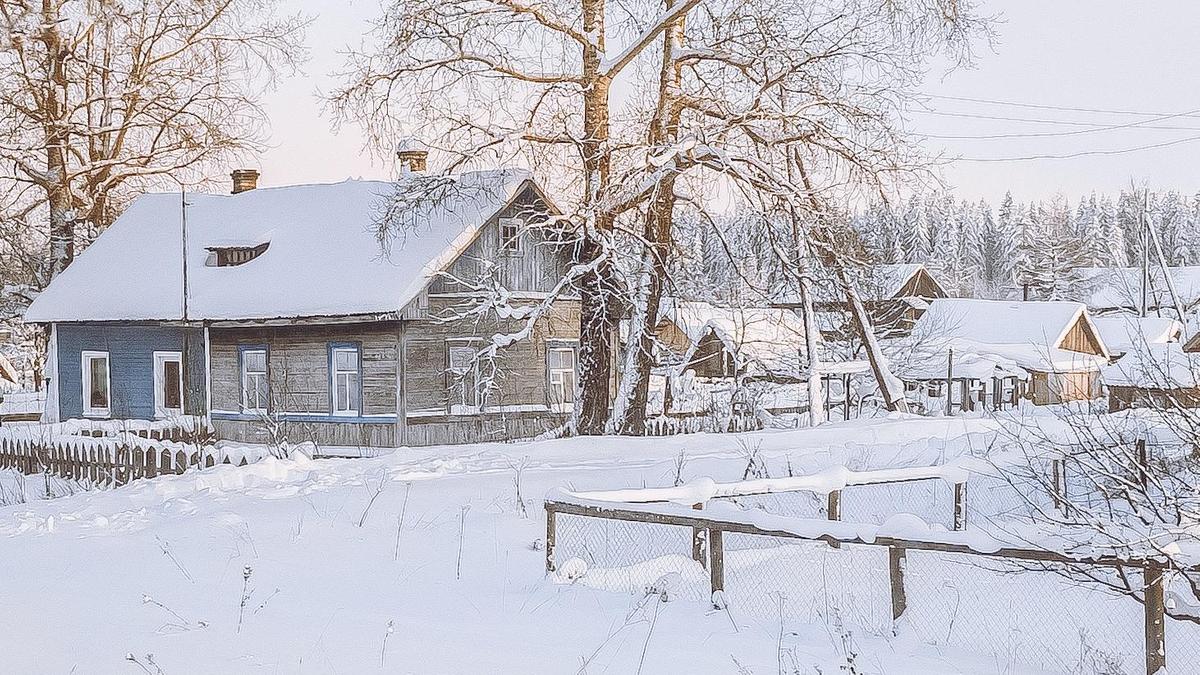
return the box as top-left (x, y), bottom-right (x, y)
top-left (1090, 315), bottom-right (1182, 360)
top-left (1104, 343), bottom-right (1200, 412)
top-left (773, 263), bottom-right (950, 340)
top-left (24, 160), bottom-right (582, 448)
top-left (907, 299), bottom-right (1110, 405)
top-left (1075, 266), bottom-right (1200, 316)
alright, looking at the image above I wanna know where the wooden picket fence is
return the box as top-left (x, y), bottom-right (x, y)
top-left (644, 414), bottom-right (764, 437)
top-left (0, 435), bottom-right (244, 488)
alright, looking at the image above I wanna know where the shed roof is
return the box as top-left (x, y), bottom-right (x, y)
top-left (912, 298), bottom-right (1110, 372)
top-left (1090, 315), bottom-right (1181, 356)
top-left (1075, 266), bottom-right (1200, 313)
top-left (1103, 343), bottom-right (1200, 389)
top-left (26, 170), bottom-right (533, 322)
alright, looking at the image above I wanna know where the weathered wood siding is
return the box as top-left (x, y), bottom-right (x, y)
top-left (209, 322), bottom-right (399, 416)
top-left (427, 185), bottom-right (571, 295)
top-left (684, 331), bottom-right (734, 379)
top-left (1060, 316), bottom-right (1106, 356)
top-left (1030, 370), bottom-right (1102, 405)
top-left (1109, 385), bottom-right (1200, 412)
top-left (896, 269), bottom-right (948, 300)
top-left (403, 297), bottom-right (581, 417)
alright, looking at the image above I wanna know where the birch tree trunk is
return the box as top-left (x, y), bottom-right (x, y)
top-left (612, 0), bottom-right (685, 436)
top-left (796, 263), bottom-right (825, 425)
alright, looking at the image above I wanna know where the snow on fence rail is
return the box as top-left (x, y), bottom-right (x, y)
top-left (570, 462), bottom-right (971, 531)
top-left (0, 431), bottom-right (260, 488)
top-left (544, 492), bottom-right (1197, 675)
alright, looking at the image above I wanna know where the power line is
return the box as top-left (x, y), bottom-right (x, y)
top-left (911, 109), bottom-right (1200, 130)
top-left (955, 133), bottom-right (1200, 162)
top-left (924, 93), bottom-right (1200, 120)
top-left (916, 107), bottom-right (1200, 140)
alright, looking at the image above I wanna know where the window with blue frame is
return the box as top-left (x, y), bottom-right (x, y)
top-left (240, 346), bottom-right (269, 413)
top-left (330, 343), bottom-right (362, 416)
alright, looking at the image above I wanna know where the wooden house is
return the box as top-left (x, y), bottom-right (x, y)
top-left (1104, 343), bottom-right (1200, 411)
top-left (25, 159), bottom-right (581, 448)
top-left (662, 301), bottom-right (809, 382)
top-left (910, 299), bottom-right (1110, 405)
top-left (774, 263), bottom-right (949, 340)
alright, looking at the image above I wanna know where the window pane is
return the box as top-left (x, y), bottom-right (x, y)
top-left (348, 373), bottom-right (361, 412)
top-left (163, 360), bottom-right (181, 409)
top-left (89, 357), bottom-right (109, 408)
top-left (548, 350), bottom-right (564, 370)
top-left (563, 372), bottom-right (576, 403)
top-left (254, 375), bottom-right (268, 409)
top-left (449, 346), bottom-right (474, 372)
top-left (335, 349), bottom-right (357, 371)
top-left (244, 350), bottom-right (266, 373)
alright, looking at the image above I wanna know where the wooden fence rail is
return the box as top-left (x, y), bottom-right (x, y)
top-left (544, 498), bottom-right (1180, 675)
top-left (0, 436), bottom-right (244, 488)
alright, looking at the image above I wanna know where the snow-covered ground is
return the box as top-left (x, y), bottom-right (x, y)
top-left (0, 413), bottom-right (1184, 673)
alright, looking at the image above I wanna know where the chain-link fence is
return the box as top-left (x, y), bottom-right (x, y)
top-left (546, 499), bottom-right (1200, 674)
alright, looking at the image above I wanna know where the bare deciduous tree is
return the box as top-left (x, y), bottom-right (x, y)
top-left (0, 0), bottom-right (308, 289)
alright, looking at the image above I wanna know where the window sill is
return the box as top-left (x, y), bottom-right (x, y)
top-left (82, 410), bottom-right (111, 419)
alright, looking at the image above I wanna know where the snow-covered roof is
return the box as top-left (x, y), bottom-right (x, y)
top-left (912, 298), bottom-right (1109, 372)
top-left (1076, 266), bottom-right (1200, 313)
top-left (26, 170), bottom-right (533, 322)
top-left (669, 301), bottom-right (809, 378)
top-left (891, 349), bottom-right (1029, 381)
top-left (1103, 343), bottom-right (1200, 389)
top-left (1090, 315), bottom-right (1181, 356)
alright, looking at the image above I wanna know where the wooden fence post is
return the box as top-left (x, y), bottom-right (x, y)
top-left (953, 482), bottom-right (967, 531)
top-left (888, 546), bottom-right (907, 628)
top-left (544, 506), bottom-right (556, 574)
top-left (1137, 439), bottom-right (1149, 492)
top-left (827, 490), bottom-right (842, 549)
top-left (1145, 561), bottom-right (1166, 675)
top-left (708, 527), bottom-right (724, 604)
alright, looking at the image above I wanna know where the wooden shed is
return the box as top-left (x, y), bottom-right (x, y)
top-left (911, 299), bottom-right (1110, 405)
top-left (1104, 343), bottom-right (1200, 412)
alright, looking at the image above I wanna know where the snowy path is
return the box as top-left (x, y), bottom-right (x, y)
top-left (0, 415), bottom-right (1065, 674)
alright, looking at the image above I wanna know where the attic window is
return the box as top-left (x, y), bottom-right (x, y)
top-left (206, 242), bottom-right (269, 267)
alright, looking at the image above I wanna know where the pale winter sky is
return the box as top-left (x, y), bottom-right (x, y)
top-left (255, 0), bottom-right (1200, 203)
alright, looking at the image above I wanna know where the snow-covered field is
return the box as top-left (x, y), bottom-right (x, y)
top-left (0, 413), bottom-right (1187, 673)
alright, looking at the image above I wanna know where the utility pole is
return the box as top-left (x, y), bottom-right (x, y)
top-left (180, 189), bottom-right (190, 415)
top-left (1140, 189), bottom-right (1149, 318)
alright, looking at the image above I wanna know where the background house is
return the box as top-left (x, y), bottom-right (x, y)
top-left (25, 159), bottom-right (581, 448)
top-left (909, 299), bottom-right (1110, 405)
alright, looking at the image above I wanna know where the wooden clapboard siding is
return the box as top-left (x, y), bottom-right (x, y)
top-left (55, 323), bottom-right (206, 419)
top-left (403, 297), bottom-right (581, 417)
top-left (895, 268), bottom-right (948, 300)
top-left (427, 185), bottom-right (571, 295)
top-left (212, 418), bottom-right (397, 448)
top-left (1058, 315), bottom-right (1106, 356)
top-left (209, 322), bottom-right (399, 416)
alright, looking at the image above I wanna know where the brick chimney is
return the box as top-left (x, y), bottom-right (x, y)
top-left (231, 169), bottom-right (260, 194)
top-left (395, 139), bottom-right (427, 174)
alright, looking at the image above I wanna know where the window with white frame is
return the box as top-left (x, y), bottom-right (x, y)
top-left (498, 217), bottom-right (522, 253)
top-left (153, 351), bottom-right (184, 418)
top-left (81, 351), bottom-right (110, 417)
top-left (240, 348), bottom-right (269, 413)
top-left (330, 344), bottom-right (361, 416)
top-left (547, 346), bottom-right (577, 411)
top-left (447, 344), bottom-right (480, 411)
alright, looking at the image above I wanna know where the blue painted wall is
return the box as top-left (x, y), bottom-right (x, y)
top-left (56, 324), bottom-right (206, 420)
